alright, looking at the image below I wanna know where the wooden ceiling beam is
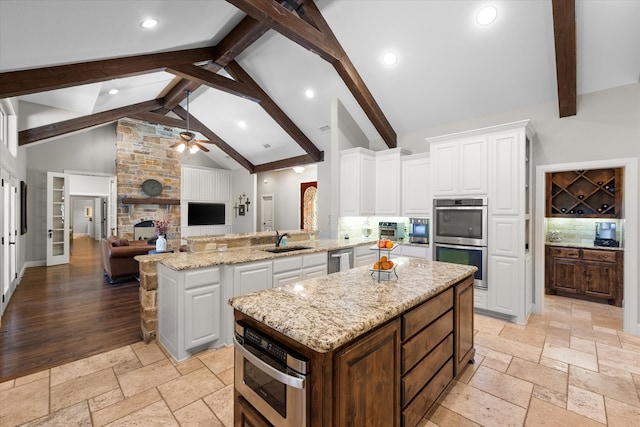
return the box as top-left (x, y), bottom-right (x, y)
top-left (173, 105), bottom-right (255, 173)
top-left (166, 63), bottom-right (261, 102)
top-left (552, 0), bottom-right (577, 117)
top-left (225, 60), bottom-right (322, 161)
top-left (253, 152), bottom-right (324, 174)
top-left (228, 0), bottom-right (397, 149)
top-left (130, 111), bottom-right (189, 131)
top-left (226, 0), bottom-right (339, 62)
top-left (0, 48), bottom-right (216, 99)
top-left (19, 99), bottom-right (163, 146)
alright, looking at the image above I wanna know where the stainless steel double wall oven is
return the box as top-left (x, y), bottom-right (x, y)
top-left (433, 197), bottom-right (488, 289)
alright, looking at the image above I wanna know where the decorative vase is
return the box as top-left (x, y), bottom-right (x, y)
top-left (156, 235), bottom-right (166, 252)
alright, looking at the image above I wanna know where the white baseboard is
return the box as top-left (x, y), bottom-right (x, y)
top-left (24, 260), bottom-right (45, 269)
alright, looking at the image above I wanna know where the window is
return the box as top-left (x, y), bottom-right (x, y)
top-left (0, 99), bottom-right (17, 157)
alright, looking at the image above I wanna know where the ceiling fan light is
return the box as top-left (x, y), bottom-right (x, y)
top-left (176, 143), bottom-right (186, 153)
top-left (180, 131), bottom-right (195, 142)
top-left (189, 144), bottom-right (200, 154)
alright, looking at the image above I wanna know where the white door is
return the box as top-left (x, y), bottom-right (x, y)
top-left (261, 194), bottom-right (274, 231)
top-left (107, 176), bottom-right (117, 237)
top-left (1, 170), bottom-right (17, 315)
top-left (47, 171), bottom-right (70, 266)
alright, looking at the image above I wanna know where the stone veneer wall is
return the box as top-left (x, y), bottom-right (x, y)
top-left (116, 119), bottom-right (182, 342)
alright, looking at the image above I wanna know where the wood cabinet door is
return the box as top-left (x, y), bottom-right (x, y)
top-left (584, 261), bottom-right (616, 300)
top-left (235, 394), bottom-right (272, 427)
top-left (549, 257), bottom-right (582, 294)
top-left (454, 275), bottom-right (475, 377)
top-left (335, 320), bottom-right (400, 427)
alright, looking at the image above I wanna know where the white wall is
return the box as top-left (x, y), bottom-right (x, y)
top-left (231, 169), bottom-right (256, 234)
top-left (71, 197), bottom-right (94, 236)
top-left (257, 166), bottom-right (318, 232)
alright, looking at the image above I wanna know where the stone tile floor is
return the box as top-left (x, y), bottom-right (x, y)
top-left (1, 295), bottom-right (639, 426)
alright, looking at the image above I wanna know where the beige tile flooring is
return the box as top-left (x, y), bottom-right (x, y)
top-left (1, 295), bottom-right (639, 426)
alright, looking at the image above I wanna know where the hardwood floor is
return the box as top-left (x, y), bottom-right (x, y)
top-left (0, 238), bottom-right (141, 382)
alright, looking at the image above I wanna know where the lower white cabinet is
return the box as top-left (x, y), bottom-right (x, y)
top-left (158, 264), bottom-right (222, 362)
top-left (399, 244), bottom-right (431, 259)
top-left (354, 244), bottom-right (377, 268)
top-left (233, 261), bottom-right (273, 295)
top-left (272, 253), bottom-right (327, 286)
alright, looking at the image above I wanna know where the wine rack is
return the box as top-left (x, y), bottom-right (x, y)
top-left (546, 168), bottom-right (622, 218)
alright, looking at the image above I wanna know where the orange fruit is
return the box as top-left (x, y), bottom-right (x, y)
top-left (381, 261), bottom-right (391, 270)
top-left (373, 261), bottom-right (380, 270)
top-left (386, 241), bottom-right (394, 249)
top-left (387, 260), bottom-right (394, 268)
top-left (380, 255), bottom-right (388, 263)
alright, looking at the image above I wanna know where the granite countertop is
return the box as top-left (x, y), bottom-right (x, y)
top-left (545, 242), bottom-right (624, 251)
top-left (229, 258), bottom-right (476, 353)
top-left (135, 237), bottom-right (378, 270)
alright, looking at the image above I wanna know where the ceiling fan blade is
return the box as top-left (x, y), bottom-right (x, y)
top-left (168, 142), bottom-right (183, 149)
top-left (193, 142), bottom-right (210, 152)
top-left (194, 139), bottom-right (214, 145)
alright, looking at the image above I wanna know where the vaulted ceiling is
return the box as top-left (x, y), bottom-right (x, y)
top-left (1, 0), bottom-right (638, 172)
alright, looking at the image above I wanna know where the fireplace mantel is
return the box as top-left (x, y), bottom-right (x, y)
top-left (122, 197), bottom-right (180, 205)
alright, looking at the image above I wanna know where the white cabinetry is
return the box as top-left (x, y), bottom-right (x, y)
top-left (401, 153), bottom-right (431, 217)
top-left (487, 124), bottom-right (533, 323)
top-left (375, 148), bottom-right (409, 216)
top-left (428, 136), bottom-right (487, 197)
top-left (158, 264), bottom-right (222, 361)
top-left (272, 252), bottom-right (328, 286)
top-left (426, 120), bottom-right (534, 324)
top-left (340, 148), bottom-right (375, 217)
top-left (233, 261), bottom-right (273, 295)
top-left (354, 244), bottom-right (377, 268)
top-left (399, 244), bottom-right (431, 260)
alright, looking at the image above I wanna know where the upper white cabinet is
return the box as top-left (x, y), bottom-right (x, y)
top-left (428, 136), bottom-right (487, 197)
top-left (181, 166), bottom-right (231, 202)
top-left (401, 153), bottom-right (431, 217)
top-left (375, 148), bottom-right (409, 216)
top-left (340, 148), bottom-right (375, 217)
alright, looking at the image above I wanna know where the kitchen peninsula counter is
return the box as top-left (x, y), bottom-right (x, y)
top-left (231, 259), bottom-right (477, 427)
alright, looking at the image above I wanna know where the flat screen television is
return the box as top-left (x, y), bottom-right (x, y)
top-left (188, 202), bottom-right (226, 226)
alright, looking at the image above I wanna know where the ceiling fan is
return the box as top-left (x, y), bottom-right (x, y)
top-left (169, 90), bottom-right (212, 154)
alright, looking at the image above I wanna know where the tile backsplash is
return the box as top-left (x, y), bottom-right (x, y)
top-left (545, 217), bottom-right (623, 246)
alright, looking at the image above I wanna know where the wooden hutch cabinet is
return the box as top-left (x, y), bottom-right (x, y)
top-left (545, 246), bottom-right (623, 306)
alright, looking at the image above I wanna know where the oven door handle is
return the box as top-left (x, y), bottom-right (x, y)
top-left (233, 335), bottom-right (306, 390)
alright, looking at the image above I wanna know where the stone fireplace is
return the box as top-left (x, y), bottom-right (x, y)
top-left (115, 119), bottom-right (182, 247)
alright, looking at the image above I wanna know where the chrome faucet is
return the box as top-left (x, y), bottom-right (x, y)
top-left (275, 231), bottom-right (288, 247)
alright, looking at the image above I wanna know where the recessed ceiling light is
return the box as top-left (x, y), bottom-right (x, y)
top-left (305, 89), bottom-right (315, 98)
top-left (476, 6), bottom-right (497, 26)
top-left (382, 51), bottom-right (398, 66)
top-left (108, 89), bottom-right (119, 95)
top-left (237, 120), bottom-right (246, 129)
top-left (141, 18), bottom-right (159, 29)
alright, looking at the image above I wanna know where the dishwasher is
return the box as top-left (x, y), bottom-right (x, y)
top-left (327, 247), bottom-right (354, 273)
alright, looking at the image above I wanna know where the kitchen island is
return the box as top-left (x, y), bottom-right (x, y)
top-left (230, 257), bottom-right (477, 427)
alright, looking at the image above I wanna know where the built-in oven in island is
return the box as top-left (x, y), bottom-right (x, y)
top-left (234, 322), bottom-right (310, 427)
top-left (433, 197), bottom-right (488, 289)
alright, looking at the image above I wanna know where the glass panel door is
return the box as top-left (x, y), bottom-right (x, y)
top-left (47, 172), bottom-right (70, 266)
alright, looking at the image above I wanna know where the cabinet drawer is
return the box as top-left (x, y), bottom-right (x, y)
top-left (550, 247), bottom-right (580, 259)
top-left (402, 288), bottom-right (453, 340)
top-left (303, 252), bottom-right (326, 268)
top-left (402, 334), bottom-right (453, 407)
top-left (272, 255), bottom-right (302, 273)
top-left (402, 310), bottom-right (453, 373)
top-left (402, 359), bottom-right (454, 427)
top-left (184, 267), bottom-right (220, 289)
top-left (582, 249), bottom-right (616, 263)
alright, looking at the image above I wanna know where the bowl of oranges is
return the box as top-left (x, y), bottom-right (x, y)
top-left (370, 255), bottom-right (398, 280)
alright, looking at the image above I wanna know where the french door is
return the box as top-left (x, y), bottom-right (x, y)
top-left (46, 172), bottom-right (70, 266)
top-left (1, 169), bottom-right (18, 315)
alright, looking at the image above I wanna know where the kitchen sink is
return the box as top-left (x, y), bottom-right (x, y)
top-left (262, 245), bottom-right (312, 253)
